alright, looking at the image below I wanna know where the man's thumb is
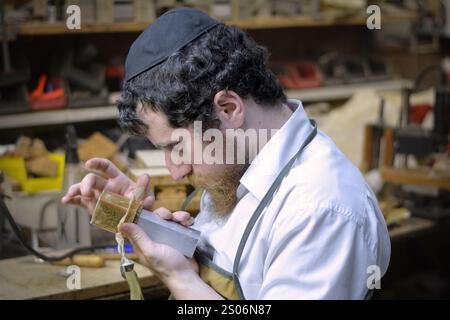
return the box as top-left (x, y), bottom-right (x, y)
top-left (120, 223), bottom-right (153, 252)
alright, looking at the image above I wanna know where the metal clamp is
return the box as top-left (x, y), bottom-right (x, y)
top-left (120, 256), bottom-right (135, 279)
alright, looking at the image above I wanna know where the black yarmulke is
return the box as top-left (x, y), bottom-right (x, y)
top-left (125, 7), bottom-right (219, 82)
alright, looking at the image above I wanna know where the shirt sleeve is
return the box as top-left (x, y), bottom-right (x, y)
top-left (258, 207), bottom-right (376, 299)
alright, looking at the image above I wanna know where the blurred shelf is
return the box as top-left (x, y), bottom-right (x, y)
top-left (18, 13), bottom-right (417, 35)
top-left (388, 217), bottom-right (436, 241)
top-left (381, 167), bottom-right (450, 191)
top-left (0, 106), bottom-right (118, 129)
top-left (0, 79), bottom-right (411, 129)
top-left (286, 79), bottom-right (412, 103)
top-left (18, 21), bottom-right (150, 35)
top-left (227, 12), bottom-right (417, 29)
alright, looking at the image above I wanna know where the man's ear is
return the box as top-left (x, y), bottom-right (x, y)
top-left (213, 90), bottom-right (245, 129)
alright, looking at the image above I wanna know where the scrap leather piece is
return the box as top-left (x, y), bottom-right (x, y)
top-left (91, 191), bottom-right (142, 233)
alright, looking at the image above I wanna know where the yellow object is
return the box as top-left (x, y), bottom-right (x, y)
top-left (52, 254), bottom-right (105, 268)
top-left (385, 208), bottom-right (411, 226)
top-left (0, 153), bottom-right (65, 193)
top-left (124, 269), bottom-right (144, 300)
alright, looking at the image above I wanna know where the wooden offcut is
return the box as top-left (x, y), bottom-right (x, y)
top-left (78, 132), bottom-right (118, 161)
top-left (25, 156), bottom-right (59, 178)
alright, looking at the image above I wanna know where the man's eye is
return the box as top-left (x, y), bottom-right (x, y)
top-left (165, 143), bottom-right (177, 151)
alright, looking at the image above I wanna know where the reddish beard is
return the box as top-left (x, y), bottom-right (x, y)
top-left (187, 164), bottom-right (249, 215)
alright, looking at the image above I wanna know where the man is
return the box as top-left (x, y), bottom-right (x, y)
top-left (62, 7), bottom-right (390, 299)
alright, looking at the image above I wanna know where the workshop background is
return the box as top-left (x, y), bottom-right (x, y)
top-left (0, 0), bottom-right (449, 300)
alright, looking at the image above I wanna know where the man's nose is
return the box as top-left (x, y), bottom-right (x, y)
top-left (168, 164), bottom-right (192, 181)
top-left (165, 151), bottom-right (192, 181)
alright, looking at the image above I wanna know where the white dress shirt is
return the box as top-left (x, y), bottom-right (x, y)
top-left (193, 99), bottom-right (391, 299)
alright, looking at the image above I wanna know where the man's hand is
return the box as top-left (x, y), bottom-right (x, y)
top-left (119, 215), bottom-right (199, 283)
top-left (121, 207), bottom-right (198, 277)
top-left (61, 157), bottom-right (154, 213)
top-left (153, 207), bottom-right (195, 227)
top-left (61, 159), bottom-right (217, 298)
top-left (120, 217), bottom-right (223, 299)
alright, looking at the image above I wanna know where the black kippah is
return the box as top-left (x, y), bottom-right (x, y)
top-left (125, 7), bottom-right (219, 82)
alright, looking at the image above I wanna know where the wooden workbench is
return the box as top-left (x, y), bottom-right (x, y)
top-left (0, 255), bottom-right (164, 300)
top-left (0, 217), bottom-right (438, 299)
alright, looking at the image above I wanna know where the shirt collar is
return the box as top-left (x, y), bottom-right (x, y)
top-left (239, 99), bottom-right (314, 201)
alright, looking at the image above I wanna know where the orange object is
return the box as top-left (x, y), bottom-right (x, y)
top-left (274, 62), bottom-right (322, 89)
top-left (29, 74), bottom-right (67, 110)
top-left (286, 63), bottom-right (323, 89)
top-left (105, 65), bottom-right (125, 78)
top-left (30, 74), bottom-right (47, 100)
top-left (409, 104), bottom-right (432, 125)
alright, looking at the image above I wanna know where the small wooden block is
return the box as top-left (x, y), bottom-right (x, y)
top-left (25, 156), bottom-right (59, 177)
top-left (78, 132), bottom-right (118, 161)
top-left (29, 138), bottom-right (49, 158)
top-left (14, 136), bottom-right (33, 159)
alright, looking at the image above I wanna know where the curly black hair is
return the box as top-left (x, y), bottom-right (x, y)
top-left (118, 23), bottom-right (286, 135)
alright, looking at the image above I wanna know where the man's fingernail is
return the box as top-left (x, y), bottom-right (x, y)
top-left (119, 223), bottom-right (130, 234)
